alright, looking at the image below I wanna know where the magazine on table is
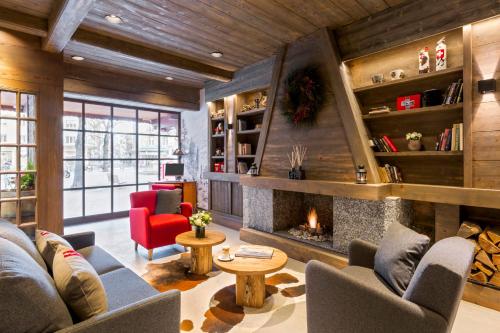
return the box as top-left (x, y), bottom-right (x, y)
top-left (235, 245), bottom-right (274, 259)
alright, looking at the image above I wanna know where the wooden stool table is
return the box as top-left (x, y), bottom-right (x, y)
top-left (175, 230), bottom-right (226, 275)
top-left (214, 246), bottom-right (288, 308)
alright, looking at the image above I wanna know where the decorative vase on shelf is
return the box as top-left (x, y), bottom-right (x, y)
top-left (408, 140), bottom-right (422, 151)
top-left (195, 226), bottom-right (205, 239)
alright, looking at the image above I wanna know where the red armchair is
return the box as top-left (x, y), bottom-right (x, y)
top-left (130, 190), bottom-right (192, 260)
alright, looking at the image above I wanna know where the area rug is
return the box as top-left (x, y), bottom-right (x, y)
top-left (142, 253), bottom-right (307, 333)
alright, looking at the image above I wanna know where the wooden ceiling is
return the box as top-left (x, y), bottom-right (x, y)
top-left (0, 0), bottom-right (408, 87)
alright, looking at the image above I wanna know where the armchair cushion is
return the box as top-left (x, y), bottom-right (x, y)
top-left (374, 223), bottom-right (430, 296)
top-left (342, 265), bottom-right (395, 294)
top-left (155, 189), bottom-right (182, 215)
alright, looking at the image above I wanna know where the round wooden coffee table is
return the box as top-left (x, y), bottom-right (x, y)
top-left (175, 230), bottom-right (226, 275)
top-left (214, 246), bottom-right (288, 308)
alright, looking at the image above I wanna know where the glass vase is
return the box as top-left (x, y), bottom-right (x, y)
top-left (195, 226), bottom-right (205, 238)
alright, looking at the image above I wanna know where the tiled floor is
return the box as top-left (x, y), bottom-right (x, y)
top-left (66, 218), bottom-right (500, 332)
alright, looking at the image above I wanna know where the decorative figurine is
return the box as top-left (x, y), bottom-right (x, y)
top-left (419, 47), bottom-right (430, 74)
top-left (214, 122), bottom-right (223, 135)
top-left (435, 37), bottom-right (447, 71)
top-left (247, 163), bottom-right (259, 177)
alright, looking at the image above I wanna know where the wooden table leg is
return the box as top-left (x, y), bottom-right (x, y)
top-left (190, 246), bottom-right (212, 275)
top-left (236, 274), bottom-right (266, 308)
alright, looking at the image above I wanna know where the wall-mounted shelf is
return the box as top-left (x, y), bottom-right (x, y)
top-left (211, 156), bottom-right (224, 159)
top-left (362, 103), bottom-right (463, 120)
top-left (374, 151), bottom-right (463, 157)
top-left (238, 129), bottom-right (261, 135)
top-left (212, 134), bottom-right (225, 138)
top-left (236, 107), bottom-right (266, 117)
top-left (353, 67), bottom-right (463, 93)
top-left (237, 155), bottom-right (256, 158)
top-left (211, 116), bottom-right (225, 121)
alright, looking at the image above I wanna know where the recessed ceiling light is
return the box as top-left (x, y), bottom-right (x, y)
top-left (210, 51), bottom-right (223, 58)
top-left (165, 76), bottom-right (174, 81)
top-left (71, 55), bottom-right (85, 61)
top-left (105, 14), bottom-right (123, 24)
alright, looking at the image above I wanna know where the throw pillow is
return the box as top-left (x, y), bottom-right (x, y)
top-left (0, 238), bottom-right (73, 332)
top-left (374, 223), bottom-right (430, 296)
top-left (155, 189), bottom-right (182, 215)
top-left (36, 229), bottom-right (73, 268)
top-left (0, 219), bottom-right (47, 270)
top-left (53, 246), bottom-right (108, 320)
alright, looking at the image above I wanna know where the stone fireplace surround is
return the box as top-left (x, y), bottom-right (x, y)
top-left (243, 186), bottom-right (413, 254)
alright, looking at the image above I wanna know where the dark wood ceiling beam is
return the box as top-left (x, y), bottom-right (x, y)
top-left (0, 6), bottom-right (48, 37)
top-left (336, 0), bottom-right (500, 60)
top-left (42, 0), bottom-right (94, 52)
top-left (71, 29), bottom-right (233, 82)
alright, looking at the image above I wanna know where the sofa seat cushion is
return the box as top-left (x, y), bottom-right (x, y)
top-left (53, 246), bottom-right (108, 321)
top-left (78, 246), bottom-right (124, 275)
top-left (342, 265), bottom-right (397, 295)
top-left (0, 219), bottom-right (47, 270)
top-left (149, 214), bottom-right (191, 247)
top-left (0, 238), bottom-right (73, 332)
top-left (100, 268), bottom-right (158, 311)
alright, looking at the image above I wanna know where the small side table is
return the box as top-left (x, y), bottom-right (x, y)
top-left (175, 230), bottom-right (226, 275)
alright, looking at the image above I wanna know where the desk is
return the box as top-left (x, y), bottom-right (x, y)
top-left (149, 180), bottom-right (197, 208)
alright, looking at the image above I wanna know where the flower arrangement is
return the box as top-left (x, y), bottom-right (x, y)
top-left (406, 132), bottom-right (422, 141)
top-left (282, 66), bottom-right (324, 125)
top-left (189, 210), bottom-right (212, 228)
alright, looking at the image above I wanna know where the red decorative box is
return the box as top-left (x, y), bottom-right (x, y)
top-left (214, 163), bottom-right (224, 173)
top-left (396, 94), bottom-right (421, 110)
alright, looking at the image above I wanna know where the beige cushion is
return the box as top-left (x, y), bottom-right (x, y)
top-left (36, 229), bottom-right (73, 268)
top-left (53, 246), bottom-right (108, 320)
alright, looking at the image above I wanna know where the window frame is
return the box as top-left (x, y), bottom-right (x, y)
top-left (63, 98), bottom-right (181, 224)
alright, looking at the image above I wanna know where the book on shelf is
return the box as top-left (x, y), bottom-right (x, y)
top-left (370, 136), bottom-right (398, 152)
top-left (377, 164), bottom-right (403, 183)
top-left (237, 162), bottom-right (248, 174)
top-left (443, 79), bottom-right (463, 105)
top-left (435, 123), bottom-right (463, 151)
top-left (238, 143), bottom-right (252, 155)
top-left (235, 245), bottom-right (274, 259)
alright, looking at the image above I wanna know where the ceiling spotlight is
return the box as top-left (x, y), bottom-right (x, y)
top-left (210, 51), bottom-right (223, 58)
top-left (165, 76), bottom-right (174, 80)
top-left (105, 14), bottom-right (123, 24)
top-left (71, 55), bottom-right (85, 61)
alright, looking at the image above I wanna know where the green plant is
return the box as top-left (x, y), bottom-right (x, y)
top-left (189, 210), bottom-right (212, 228)
top-left (20, 161), bottom-right (35, 191)
top-left (406, 132), bottom-right (422, 141)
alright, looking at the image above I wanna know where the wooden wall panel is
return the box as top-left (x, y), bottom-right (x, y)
top-left (471, 16), bottom-right (500, 189)
top-left (210, 180), bottom-right (231, 214)
top-left (260, 30), bottom-right (355, 181)
top-left (231, 182), bottom-right (243, 217)
top-left (204, 56), bottom-right (275, 102)
top-left (0, 28), bottom-right (64, 233)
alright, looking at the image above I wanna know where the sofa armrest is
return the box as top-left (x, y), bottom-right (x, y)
top-left (57, 290), bottom-right (180, 333)
top-left (348, 238), bottom-right (378, 269)
top-left (180, 202), bottom-right (193, 218)
top-left (62, 232), bottom-right (95, 250)
top-left (305, 260), bottom-right (447, 333)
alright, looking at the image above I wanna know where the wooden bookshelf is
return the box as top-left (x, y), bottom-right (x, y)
top-left (362, 103), bottom-right (463, 120)
top-left (208, 98), bottom-right (227, 173)
top-left (374, 151), bottom-right (463, 157)
top-left (346, 27), bottom-right (466, 187)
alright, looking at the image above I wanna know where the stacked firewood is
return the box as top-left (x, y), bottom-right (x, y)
top-left (457, 222), bottom-right (500, 287)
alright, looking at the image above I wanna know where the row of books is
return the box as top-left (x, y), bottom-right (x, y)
top-left (238, 143), bottom-right (252, 155)
top-left (378, 164), bottom-right (403, 183)
top-left (370, 136), bottom-right (398, 152)
top-left (436, 123), bottom-right (464, 151)
top-left (443, 79), bottom-right (463, 105)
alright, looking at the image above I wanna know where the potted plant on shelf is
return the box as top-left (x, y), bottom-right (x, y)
top-left (406, 132), bottom-right (423, 151)
top-left (189, 210), bottom-right (212, 238)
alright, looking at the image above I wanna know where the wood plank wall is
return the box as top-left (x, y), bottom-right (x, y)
top-left (471, 16), bottom-right (500, 189)
top-left (259, 30), bottom-right (355, 181)
top-left (0, 28), bottom-right (64, 233)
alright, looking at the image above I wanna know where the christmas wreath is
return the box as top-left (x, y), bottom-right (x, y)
top-left (282, 66), bottom-right (324, 125)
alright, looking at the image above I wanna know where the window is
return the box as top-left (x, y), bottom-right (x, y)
top-left (0, 90), bottom-right (37, 227)
top-left (63, 100), bottom-right (181, 222)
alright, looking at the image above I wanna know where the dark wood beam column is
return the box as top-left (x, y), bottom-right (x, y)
top-left (335, 0), bottom-right (500, 60)
top-left (71, 29), bottom-right (233, 82)
top-left (43, 0), bottom-right (95, 52)
top-left (0, 7), bottom-right (47, 37)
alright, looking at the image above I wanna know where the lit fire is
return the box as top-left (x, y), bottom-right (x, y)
top-left (307, 208), bottom-right (318, 229)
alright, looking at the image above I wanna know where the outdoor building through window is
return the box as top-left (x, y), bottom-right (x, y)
top-left (63, 99), bottom-right (180, 222)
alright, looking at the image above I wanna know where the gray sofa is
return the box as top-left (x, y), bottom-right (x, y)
top-left (0, 227), bottom-right (180, 333)
top-left (306, 237), bottom-right (474, 333)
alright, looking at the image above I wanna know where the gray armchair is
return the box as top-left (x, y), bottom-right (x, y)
top-left (306, 237), bottom-right (474, 333)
